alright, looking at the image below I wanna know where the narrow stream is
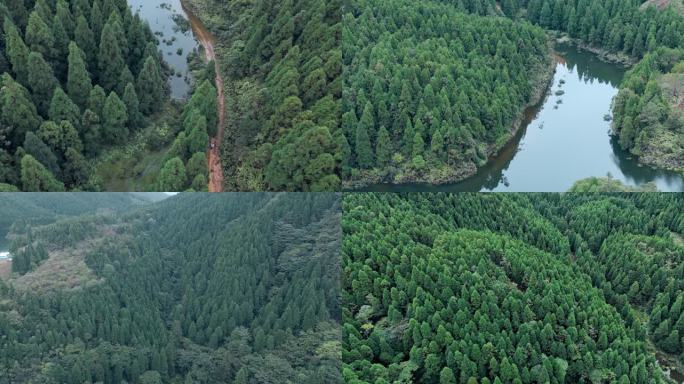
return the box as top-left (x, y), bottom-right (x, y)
top-left (361, 43), bottom-right (684, 192)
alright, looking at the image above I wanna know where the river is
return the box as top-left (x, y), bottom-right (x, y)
top-left (362, 42), bottom-right (684, 192)
top-left (128, 0), bottom-right (199, 99)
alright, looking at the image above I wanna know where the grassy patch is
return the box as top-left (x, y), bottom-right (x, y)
top-left (12, 238), bottom-right (102, 293)
top-left (94, 104), bottom-right (182, 191)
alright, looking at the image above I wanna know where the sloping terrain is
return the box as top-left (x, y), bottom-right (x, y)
top-left (0, 193), bottom-right (341, 383)
top-left (0, 193), bottom-right (166, 247)
top-left (343, 193), bottom-right (683, 383)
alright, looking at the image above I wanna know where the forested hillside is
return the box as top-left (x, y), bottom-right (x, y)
top-left (0, 193), bottom-right (342, 383)
top-left (186, 0), bottom-right (342, 191)
top-left (343, 193), bottom-right (683, 383)
top-left (343, 0), bottom-right (551, 186)
top-left (0, 192), bottom-right (165, 247)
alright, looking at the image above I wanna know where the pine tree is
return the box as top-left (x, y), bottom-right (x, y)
top-left (375, 126), bottom-right (391, 168)
top-left (430, 129), bottom-right (445, 162)
top-left (98, 19), bottom-right (125, 92)
top-left (185, 114), bottom-right (209, 155)
top-left (81, 109), bottom-right (101, 157)
top-left (90, 0), bottom-right (104, 39)
top-left (184, 80), bottom-right (218, 136)
top-left (3, 18), bottom-right (30, 85)
top-left (55, 0), bottom-right (74, 38)
top-left (23, 131), bottom-right (60, 176)
top-left (27, 52), bottom-right (58, 116)
top-left (186, 152), bottom-right (207, 181)
top-left (37, 120), bottom-right (82, 159)
top-left (102, 91), bottom-right (128, 144)
top-left (33, 0), bottom-right (52, 24)
top-left (412, 132), bottom-right (424, 159)
top-left (49, 88), bottom-right (81, 132)
top-left (20, 154), bottom-right (65, 191)
top-left (74, 15), bottom-right (95, 68)
top-left (117, 67), bottom-right (134, 96)
top-left (158, 157), bottom-right (187, 191)
top-left (137, 55), bottom-right (166, 115)
top-left (51, 14), bottom-right (70, 81)
top-left (63, 147), bottom-right (88, 188)
top-left (0, 73), bottom-right (41, 145)
top-left (88, 85), bottom-right (107, 118)
top-left (355, 122), bottom-right (373, 169)
top-left (67, 42), bottom-right (92, 110)
top-left (4, 0), bottom-right (28, 29)
top-left (25, 11), bottom-right (54, 60)
top-left (122, 83), bottom-right (142, 130)
top-left (356, 102), bottom-right (375, 168)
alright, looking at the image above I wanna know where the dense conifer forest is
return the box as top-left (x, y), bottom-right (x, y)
top-left (343, 0), bottom-right (684, 187)
top-left (0, 192), bottom-right (165, 246)
top-left (342, 193), bottom-right (684, 383)
top-left (186, 0), bottom-right (342, 191)
top-left (0, 0), bottom-right (218, 192)
top-left (342, 0), bottom-right (551, 186)
top-left (0, 193), bottom-right (342, 383)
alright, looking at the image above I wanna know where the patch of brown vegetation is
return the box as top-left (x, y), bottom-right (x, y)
top-left (13, 238), bottom-right (103, 293)
top-left (659, 73), bottom-right (684, 110)
top-left (641, 0), bottom-right (684, 14)
top-left (0, 260), bottom-right (11, 280)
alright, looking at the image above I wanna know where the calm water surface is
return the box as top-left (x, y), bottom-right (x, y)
top-left (128, 0), bottom-right (199, 99)
top-left (363, 43), bottom-right (684, 192)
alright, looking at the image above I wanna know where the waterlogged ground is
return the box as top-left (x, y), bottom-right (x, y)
top-left (128, 0), bottom-right (199, 99)
top-left (363, 43), bottom-right (684, 192)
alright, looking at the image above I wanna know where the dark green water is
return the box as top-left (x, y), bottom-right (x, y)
top-left (128, 0), bottom-right (198, 99)
top-left (362, 43), bottom-right (684, 192)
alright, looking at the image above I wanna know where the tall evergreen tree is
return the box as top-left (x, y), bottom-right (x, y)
top-left (25, 11), bottom-right (54, 60)
top-left (20, 154), bottom-right (65, 191)
top-left (102, 91), bottom-right (128, 144)
top-left (0, 73), bottom-right (41, 145)
top-left (158, 157), bottom-right (186, 191)
top-left (3, 18), bottom-right (30, 85)
top-left (49, 87), bottom-right (81, 132)
top-left (136, 55), bottom-right (165, 115)
top-left (67, 42), bottom-right (92, 110)
top-left (98, 19), bottom-right (125, 92)
top-left (27, 52), bottom-right (58, 116)
top-left (122, 83), bottom-right (142, 130)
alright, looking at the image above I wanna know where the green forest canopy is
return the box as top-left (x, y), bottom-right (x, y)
top-left (0, 193), bottom-right (342, 383)
top-left (343, 193), bottom-right (684, 383)
top-left (0, 0), bottom-right (218, 192)
top-left (343, 0), bottom-right (684, 186)
top-left (0, 192), bottom-right (166, 246)
top-left (342, 0), bottom-right (550, 185)
top-left (191, 0), bottom-right (342, 191)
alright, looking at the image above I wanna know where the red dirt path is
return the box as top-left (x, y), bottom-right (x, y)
top-left (183, 2), bottom-right (225, 192)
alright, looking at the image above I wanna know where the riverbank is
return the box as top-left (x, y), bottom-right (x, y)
top-left (343, 42), bottom-right (557, 190)
top-left (554, 34), bottom-right (638, 67)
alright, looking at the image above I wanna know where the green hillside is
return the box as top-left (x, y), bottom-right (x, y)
top-left (0, 193), bottom-right (341, 383)
top-left (343, 193), bottom-right (683, 383)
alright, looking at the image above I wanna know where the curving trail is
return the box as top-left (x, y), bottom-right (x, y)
top-left (182, 1), bottom-right (225, 192)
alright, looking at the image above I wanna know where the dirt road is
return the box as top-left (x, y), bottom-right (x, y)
top-left (182, 1), bottom-right (225, 192)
